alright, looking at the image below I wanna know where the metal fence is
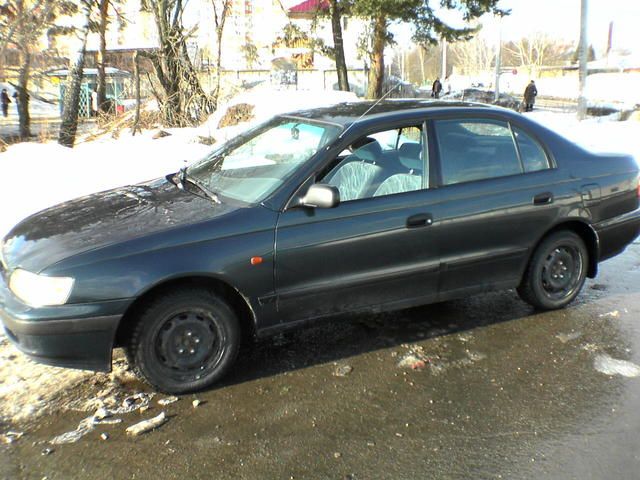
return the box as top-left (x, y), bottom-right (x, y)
top-left (204, 68), bottom-right (370, 94)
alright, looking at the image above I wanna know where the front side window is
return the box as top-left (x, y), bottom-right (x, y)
top-left (320, 124), bottom-right (427, 202)
top-left (435, 119), bottom-right (521, 185)
top-left (188, 117), bottom-right (341, 203)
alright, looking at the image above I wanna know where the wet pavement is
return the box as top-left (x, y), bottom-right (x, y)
top-left (2, 241), bottom-right (640, 479)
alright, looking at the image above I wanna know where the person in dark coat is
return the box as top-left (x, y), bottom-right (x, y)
top-left (431, 78), bottom-right (443, 99)
top-left (1, 89), bottom-right (10, 117)
top-left (523, 80), bottom-right (538, 112)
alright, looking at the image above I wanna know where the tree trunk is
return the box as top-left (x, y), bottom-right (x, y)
top-left (131, 50), bottom-right (141, 136)
top-left (214, 24), bottom-right (223, 109)
top-left (366, 15), bottom-right (386, 99)
top-left (59, 13), bottom-right (90, 148)
top-left (97, 0), bottom-right (109, 112)
top-left (418, 46), bottom-right (426, 86)
top-left (148, 1), bottom-right (215, 127)
top-left (17, 48), bottom-right (31, 139)
top-left (329, 0), bottom-right (349, 91)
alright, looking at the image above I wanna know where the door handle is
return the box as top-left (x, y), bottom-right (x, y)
top-left (406, 213), bottom-right (433, 228)
top-left (533, 192), bottom-right (554, 205)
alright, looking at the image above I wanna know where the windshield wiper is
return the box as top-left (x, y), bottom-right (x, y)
top-left (173, 167), bottom-right (221, 204)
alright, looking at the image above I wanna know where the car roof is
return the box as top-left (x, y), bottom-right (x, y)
top-left (281, 99), bottom-right (511, 126)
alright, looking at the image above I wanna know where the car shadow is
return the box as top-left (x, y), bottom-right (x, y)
top-left (215, 272), bottom-right (640, 391)
top-left (216, 290), bottom-right (535, 388)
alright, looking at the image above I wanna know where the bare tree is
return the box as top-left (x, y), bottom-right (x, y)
top-left (449, 36), bottom-right (495, 76)
top-left (211, 0), bottom-right (231, 108)
top-left (504, 33), bottom-right (571, 76)
top-left (328, 0), bottom-right (349, 91)
top-left (58, 1), bottom-right (92, 147)
top-left (1, 0), bottom-right (76, 139)
top-left (140, 0), bottom-right (214, 127)
top-left (96, 0), bottom-right (109, 112)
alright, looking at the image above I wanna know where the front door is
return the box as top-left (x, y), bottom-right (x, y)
top-left (274, 123), bottom-right (441, 323)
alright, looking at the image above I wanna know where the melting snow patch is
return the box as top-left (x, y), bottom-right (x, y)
top-left (556, 332), bottom-right (582, 343)
top-left (594, 354), bottom-right (640, 378)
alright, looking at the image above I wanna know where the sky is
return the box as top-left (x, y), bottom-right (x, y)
top-left (485, 0), bottom-right (640, 53)
top-left (394, 0), bottom-right (640, 55)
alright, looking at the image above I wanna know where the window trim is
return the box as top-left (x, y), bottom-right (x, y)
top-left (284, 119), bottom-right (431, 210)
top-left (510, 123), bottom-right (552, 173)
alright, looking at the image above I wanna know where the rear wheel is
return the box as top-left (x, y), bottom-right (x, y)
top-left (125, 288), bottom-right (240, 394)
top-left (517, 231), bottom-right (588, 310)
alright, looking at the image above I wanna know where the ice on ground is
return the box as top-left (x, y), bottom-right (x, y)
top-left (556, 331), bottom-right (582, 343)
top-left (126, 411), bottom-right (167, 436)
top-left (594, 354), bottom-right (640, 378)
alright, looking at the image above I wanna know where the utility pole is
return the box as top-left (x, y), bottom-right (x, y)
top-left (494, 17), bottom-right (502, 102)
top-left (441, 37), bottom-right (447, 80)
top-left (577, 0), bottom-right (589, 120)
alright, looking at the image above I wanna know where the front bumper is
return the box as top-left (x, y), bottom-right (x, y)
top-left (0, 270), bottom-right (125, 372)
top-left (594, 207), bottom-right (640, 261)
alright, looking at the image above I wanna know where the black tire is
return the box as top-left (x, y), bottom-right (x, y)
top-left (517, 230), bottom-right (588, 310)
top-left (125, 288), bottom-right (241, 394)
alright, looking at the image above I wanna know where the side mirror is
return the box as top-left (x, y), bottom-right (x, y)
top-left (301, 184), bottom-right (340, 209)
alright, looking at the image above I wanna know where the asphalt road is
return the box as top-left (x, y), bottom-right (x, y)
top-left (2, 240), bottom-right (640, 480)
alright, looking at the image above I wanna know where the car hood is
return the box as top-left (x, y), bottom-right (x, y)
top-left (1, 177), bottom-right (236, 272)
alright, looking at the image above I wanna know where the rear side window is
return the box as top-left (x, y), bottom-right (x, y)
top-left (435, 119), bottom-right (521, 185)
top-left (514, 128), bottom-right (550, 172)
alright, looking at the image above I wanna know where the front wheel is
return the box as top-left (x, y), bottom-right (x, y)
top-left (517, 231), bottom-right (588, 310)
top-left (125, 288), bottom-right (241, 394)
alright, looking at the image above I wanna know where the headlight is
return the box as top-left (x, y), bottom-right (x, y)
top-left (9, 269), bottom-right (74, 307)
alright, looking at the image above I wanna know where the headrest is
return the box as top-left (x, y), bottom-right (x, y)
top-left (398, 143), bottom-right (421, 159)
top-left (354, 140), bottom-right (383, 162)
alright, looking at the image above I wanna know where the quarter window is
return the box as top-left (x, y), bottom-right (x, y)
top-left (514, 128), bottom-right (550, 172)
top-left (435, 119), bottom-right (521, 185)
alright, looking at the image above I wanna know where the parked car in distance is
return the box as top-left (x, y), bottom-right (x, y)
top-left (1, 100), bottom-right (639, 393)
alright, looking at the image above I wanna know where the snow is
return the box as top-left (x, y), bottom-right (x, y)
top-left (450, 72), bottom-right (640, 109)
top-left (197, 86), bottom-right (358, 143)
top-left (594, 354), bottom-right (640, 378)
top-left (525, 111), bottom-right (640, 163)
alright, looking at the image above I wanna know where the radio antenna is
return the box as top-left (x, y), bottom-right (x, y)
top-left (338, 81), bottom-right (404, 140)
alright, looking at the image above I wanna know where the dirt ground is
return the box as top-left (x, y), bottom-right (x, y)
top-left (2, 241), bottom-right (640, 479)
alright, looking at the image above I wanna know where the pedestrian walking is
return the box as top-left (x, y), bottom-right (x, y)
top-left (1, 89), bottom-right (10, 117)
top-left (523, 80), bottom-right (538, 112)
top-left (91, 90), bottom-right (98, 117)
top-left (431, 78), bottom-right (443, 99)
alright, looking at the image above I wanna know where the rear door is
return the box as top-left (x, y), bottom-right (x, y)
top-left (431, 117), bottom-right (561, 298)
top-left (273, 122), bottom-right (441, 323)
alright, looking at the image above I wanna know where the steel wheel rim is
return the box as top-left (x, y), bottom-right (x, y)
top-left (540, 245), bottom-right (583, 300)
top-left (153, 309), bottom-right (226, 383)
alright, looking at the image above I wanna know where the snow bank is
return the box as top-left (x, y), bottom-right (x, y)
top-left (0, 134), bottom-right (210, 238)
top-left (197, 86), bottom-right (359, 144)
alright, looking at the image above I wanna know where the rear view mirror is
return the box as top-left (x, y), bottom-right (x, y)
top-left (301, 184), bottom-right (340, 209)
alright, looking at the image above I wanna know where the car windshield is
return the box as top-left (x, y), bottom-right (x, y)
top-left (187, 117), bottom-right (342, 204)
